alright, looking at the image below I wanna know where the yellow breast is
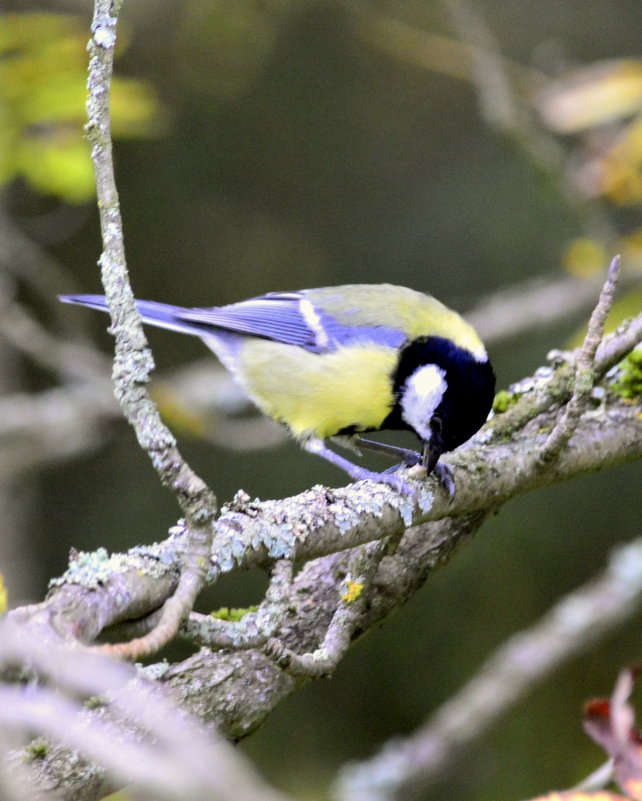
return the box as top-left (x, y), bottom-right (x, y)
top-left (238, 340), bottom-right (398, 440)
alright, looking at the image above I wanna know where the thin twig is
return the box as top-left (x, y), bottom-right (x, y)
top-left (596, 312), bottom-right (642, 374)
top-left (85, 0), bottom-right (216, 660)
top-left (539, 255), bottom-right (620, 464)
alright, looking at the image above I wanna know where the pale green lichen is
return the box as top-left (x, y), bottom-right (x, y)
top-left (492, 389), bottom-right (522, 414)
top-left (49, 546), bottom-right (171, 590)
top-left (210, 605), bottom-right (259, 621)
top-left (24, 739), bottom-right (48, 760)
top-left (84, 695), bottom-right (108, 710)
top-left (613, 347), bottom-right (642, 399)
top-left (49, 547), bottom-right (111, 589)
top-left (328, 497), bottom-right (364, 534)
top-left (138, 660), bottom-right (171, 681)
top-left (416, 487), bottom-right (434, 515)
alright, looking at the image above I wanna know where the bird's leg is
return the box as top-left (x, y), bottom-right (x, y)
top-left (303, 438), bottom-right (416, 496)
top-left (353, 437), bottom-right (422, 467)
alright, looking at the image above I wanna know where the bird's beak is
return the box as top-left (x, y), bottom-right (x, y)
top-left (421, 437), bottom-right (443, 475)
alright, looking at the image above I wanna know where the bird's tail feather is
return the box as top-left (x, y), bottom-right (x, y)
top-left (59, 294), bottom-right (214, 338)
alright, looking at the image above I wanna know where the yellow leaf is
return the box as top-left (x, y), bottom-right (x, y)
top-left (562, 238), bottom-right (607, 277)
top-left (0, 11), bottom-right (164, 202)
top-left (537, 60), bottom-right (642, 133)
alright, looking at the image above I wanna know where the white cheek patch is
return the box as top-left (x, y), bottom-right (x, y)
top-left (400, 364), bottom-right (447, 440)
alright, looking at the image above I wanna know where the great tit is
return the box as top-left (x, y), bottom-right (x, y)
top-left (60, 284), bottom-right (495, 494)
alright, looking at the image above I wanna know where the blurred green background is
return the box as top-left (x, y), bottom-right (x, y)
top-left (1, 1), bottom-right (641, 799)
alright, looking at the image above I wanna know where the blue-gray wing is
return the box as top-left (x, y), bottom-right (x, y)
top-left (179, 291), bottom-right (407, 351)
top-left (59, 291), bottom-right (407, 352)
top-left (178, 292), bottom-right (317, 347)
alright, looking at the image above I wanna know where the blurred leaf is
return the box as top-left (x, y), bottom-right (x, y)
top-left (16, 126), bottom-right (96, 203)
top-left (537, 60), bottom-right (642, 134)
top-left (622, 229), bottom-right (642, 264)
top-left (177, 0), bottom-right (303, 97)
top-left (584, 669), bottom-right (642, 801)
top-left (0, 12), bottom-right (164, 203)
top-left (563, 238), bottom-right (608, 277)
top-left (151, 383), bottom-right (207, 438)
top-left (599, 116), bottom-right (642, 204)
top-left (536, 60), bottom-right (642, 204)
top-left (528, 793), bottom-right (630, 800)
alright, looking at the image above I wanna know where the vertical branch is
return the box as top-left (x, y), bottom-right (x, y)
top-left (84, 0), bottom-right (216, 659)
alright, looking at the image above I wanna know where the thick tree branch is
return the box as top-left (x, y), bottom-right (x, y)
top-left (7, 342), bottom-right (641, 799)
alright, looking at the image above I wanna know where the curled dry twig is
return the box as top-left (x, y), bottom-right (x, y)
top-left (0, 619), bottom-right (296, 801)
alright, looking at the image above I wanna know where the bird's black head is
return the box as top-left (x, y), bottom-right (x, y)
top-left (384, 336), bottom-right (496, 470)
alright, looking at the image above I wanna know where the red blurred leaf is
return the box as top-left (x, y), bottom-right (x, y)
top-left (584, 669), bottom-right (642, 800)
top-left (529, 793), bottom-right (629, 801)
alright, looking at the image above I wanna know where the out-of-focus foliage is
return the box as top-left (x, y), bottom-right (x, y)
top-left (529, 793), bottom-right (629, 800)
top-left (532, 58), bottom-right (642, 324)
top-left (176, 0), bottom-right (305, 97)
top-left (563, 238), bottom-right (608, 278)
top-left (0, 576), bottom-right (6, 615)
top-left (537, 58), bottom-right (642, 206)
top-left (514, 671), bottom-right (642, 801)
top-left (536, 60), bottom-right (642, 135)
top-left (582, 670), bottom-right (642, 801)
top-left (0, 12), bottom-right (162, 202)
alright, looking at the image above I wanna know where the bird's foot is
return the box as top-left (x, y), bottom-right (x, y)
top-left (433, 461), bottom-right (455, 497)
top-left (347, 465), bottom-right (417, 496)
top-left (382, 459), bottom-right (455, 497)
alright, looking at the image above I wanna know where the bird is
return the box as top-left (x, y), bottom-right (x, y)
top-left (60, 284), bottom-right (495, 495)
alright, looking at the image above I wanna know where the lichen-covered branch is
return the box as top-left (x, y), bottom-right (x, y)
top-left (6, 334), bottom-right (641, 799)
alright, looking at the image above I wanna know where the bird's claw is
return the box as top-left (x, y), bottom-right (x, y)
top-left (375, 470), bottom-right (417, 496)
top-left (433, 461), bottom-right (455, 497)
top-left (380, 459), bottom-right (455, 497)
top-left (348, 466), bottom-right (417, 496)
